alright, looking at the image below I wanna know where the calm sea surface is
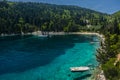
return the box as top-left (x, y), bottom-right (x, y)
top-left (0, 34), bottom-right (99, 80)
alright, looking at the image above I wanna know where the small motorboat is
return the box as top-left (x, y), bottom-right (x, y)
top-left (70, 66), bottom-right (90, 72)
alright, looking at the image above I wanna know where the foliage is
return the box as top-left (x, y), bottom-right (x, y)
top-left (102, 58), bottom-right (120, 80)
top-left (97, 11), bottom-right (120, 79)
top-left (0, 1), bottom-right (108, 34)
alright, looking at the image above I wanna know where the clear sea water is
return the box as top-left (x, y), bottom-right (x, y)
top-left (0, 34), bottom-right (99, 80)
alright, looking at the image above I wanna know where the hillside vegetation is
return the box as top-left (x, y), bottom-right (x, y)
top-left (0, 0), bottom-right (108, 34)
top-left (96, 11), bottom-right (120, 80)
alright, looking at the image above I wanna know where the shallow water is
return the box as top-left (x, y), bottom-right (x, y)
top-left (0, 34), bottom-right (99, 80)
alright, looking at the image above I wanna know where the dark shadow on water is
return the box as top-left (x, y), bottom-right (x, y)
top-left (74, 74), bottom-right (92, 80)
top-left (0, 35), bottom-right (96, 75)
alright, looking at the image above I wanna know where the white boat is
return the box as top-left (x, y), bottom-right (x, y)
top-left (90, 42), bottom-right (95, 44)
top-left (70, 66), bottom-right (90, 72)
top-left (90, 41), bottom-right (99, 44)
top-left (38, 35), bottom-right (48, 37)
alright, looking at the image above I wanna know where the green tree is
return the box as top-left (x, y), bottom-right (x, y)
top-left (18, 17), bottom-right (24, 34)
top-left (102, 58), bottom-right (120, 80)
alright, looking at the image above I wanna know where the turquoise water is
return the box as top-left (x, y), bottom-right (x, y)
top-left (0, 34), bottom-right (99, 80)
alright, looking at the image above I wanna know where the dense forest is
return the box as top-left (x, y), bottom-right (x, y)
top-left (96, 11), bottom-right (120, 79)
top-left (0, 0), bottom-right (108, 34)
top-left (0, 0), bottom-right (120, 80)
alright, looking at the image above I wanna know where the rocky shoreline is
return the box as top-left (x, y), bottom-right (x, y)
top-left (0, 31), bottom-right (104, 37)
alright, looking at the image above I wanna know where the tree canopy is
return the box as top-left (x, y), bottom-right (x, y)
top-left (0, 1), bottom-right (108, 34)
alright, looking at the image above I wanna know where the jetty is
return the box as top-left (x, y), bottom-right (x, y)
top-left (70, 66), bottom-right (90, 72)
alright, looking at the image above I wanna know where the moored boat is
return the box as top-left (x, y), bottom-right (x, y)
top-left (70, 66), bottom-right (90, 72)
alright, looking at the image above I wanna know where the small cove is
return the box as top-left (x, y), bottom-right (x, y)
top-left (0, 34), bottom-right (99, 80)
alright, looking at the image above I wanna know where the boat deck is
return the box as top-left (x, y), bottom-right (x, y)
top-left (70, 66), bottom-right (90, 72)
